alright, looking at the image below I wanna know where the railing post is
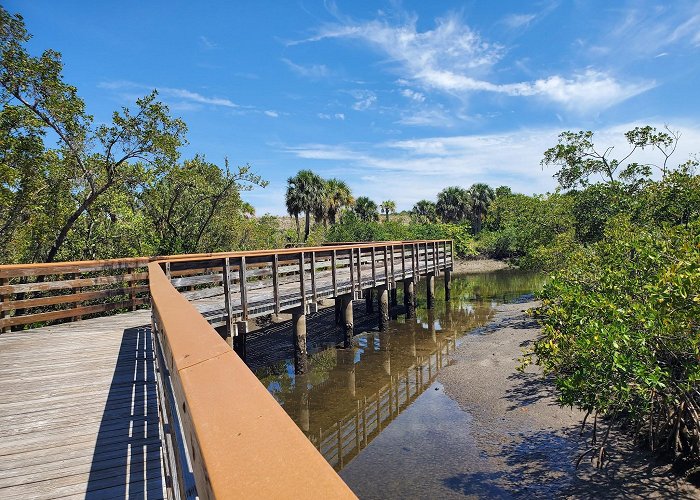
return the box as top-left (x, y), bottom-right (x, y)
top-left (272, 254), bottom-right (280, 315)
top-left (239, 256), bottom-right (248, 320)
top-left (349, 249), bottom-right (356, 296)
top-left (222, 257), bottom-right (235, 346)
top-left (401, 244), bottom-right (406, 280)
top-left (0, 277), bottom-right (9, 333)
top-left (371, 247), bottom-right (377, 286)
top-left (311, 252), bottom-right (317, 303)
top-left (424, 242), bottom-right (428, 275)
top-left (332, 250), bottom-right (338, 296)
top-left (299, 252), bottom-right (306, 310)
top-left (389, 245), bottom-right (395, 286)
top-left (357, 248), bottom-right (362, 292)
top-left (383, 245), bottom-right (389, 286)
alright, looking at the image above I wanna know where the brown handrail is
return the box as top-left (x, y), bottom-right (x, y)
top-left (149, 261), bottom-right (356, 499)
top-left (0, 240), bottom-right (453, 331)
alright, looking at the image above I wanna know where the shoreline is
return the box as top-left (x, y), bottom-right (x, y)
top-left (437, 301), bottom-right (699, 497)
top-left (452, 257), bottom-right (511, 274)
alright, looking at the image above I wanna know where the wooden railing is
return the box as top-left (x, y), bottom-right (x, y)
top-left (0, 240), bottom-right (453, 332)
top-left (149, 260), bottom-right (356, 499)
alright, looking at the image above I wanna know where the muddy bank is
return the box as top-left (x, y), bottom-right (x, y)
top-left (453, 258), bottom-right (511, 274)
top-left (438, 301), bottom-right (699, 498)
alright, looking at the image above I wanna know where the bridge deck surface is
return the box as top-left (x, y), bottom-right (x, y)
top-left (0, 310), bottom-right (165, 499)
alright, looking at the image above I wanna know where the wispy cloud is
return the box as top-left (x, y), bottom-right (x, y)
top-left (295, 12), bottom-right (651, 112)
top-left (199, 35), bottom-right (218, 50)
top-left (282, 58), bottom-right (331, 78)
top-left (281, 122), bottom-right (700, 210)
top-left (400, 88), bottom-right (425, 102)
top-left (264, 110), bottom-right (279, 118)
top-left (349, 89), bottom-right (377, 110)
top-left (318, 113), bottom-right (346, 120)
top-left (502, 13), bottom-right (537, 29)
top-left (99, 80), bottom-right (240, 108)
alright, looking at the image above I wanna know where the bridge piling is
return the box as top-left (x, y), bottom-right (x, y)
top-left (378, 285), bottom-right (389, 331)
top-left (292, 307), bottom-right (308, 374)
top-left (365, 288), bottom-right (374, 313)
top-left (342, 294), bottom-right (354, 348)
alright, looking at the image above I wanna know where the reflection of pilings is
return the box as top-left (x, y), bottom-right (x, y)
top-left (427, 272), bottom-right (435, 309)
top-left (378, 285), bottom-right (389, 332)
top-left (337, 348), bottom-right (356, 397)
top-left (428, 309), bottom-right (436, 343)
top-left (317, 335), bottom-right (454, 471)
top-left (296, 372), bottom-right (310, 433)
top-left (342, 294), bottom-right (354, 348)
top-left (404, 280), bottom-right (415, 319)
top-left (292, 307), bottom-right (308, 374)
top-left (444, 269), bottom-right (452, 301)
top-left (379, 331), bottom-right (391, 376)
top-left (365, 288), bottom-right (374, 313)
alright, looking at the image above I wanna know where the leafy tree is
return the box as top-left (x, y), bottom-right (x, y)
top-left (323, 178), bottom-right (353, 225)
top-left (467, 183), bottom-right (495, 234)
top-left (380, 200), bottom-right (396, 222)
top-left (354, 196), bottom-right (379, 222)
top-left (542, 126), bottom-right (681, 189)
top-left (436, 186), bottom-right (471, 223)
top-left (410, 199), bottom-right (437, 223)
top-left (285, 169), bottom-right (324, 241)
top-left (1, 7), bottom-right (186, 262)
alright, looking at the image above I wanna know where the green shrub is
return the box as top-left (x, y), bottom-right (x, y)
top-left (530, 216), bottom-right (700, 463)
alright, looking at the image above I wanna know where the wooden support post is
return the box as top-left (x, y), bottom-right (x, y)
top-left (427, 272), bottom-right (435, 309)
top-left (357, 248), bottom-right (363, 290)
top-left (401, 244), bottom-right (406, 280)
top-left (331, 250), bottom-right (338, 296)
top-left (272, 254), bottom-right (280, 314)
top-left (444, 268), bottom-right (452, 302)
top-left (424, 242), bottom-right (429, 276)
top-left (299, 252), bottom-right (306, 311)
top-left (310, 252), bottom-right (317, 303)
top-left (335, 296), bottom-right (343, 325)
top-left (390, 287), bottom-right (398, 308)
top-left (365, 288), bottom-right (374, 314)
top-left (404, 280), bottom-right (415, 319)
top-left (0, 277), bottom-right (8, 333)
top-left (222, 257), bottom-right (235, 345)
top-left (383, 245), bottom-right (389, 285)
top-left (371, 247), bottom-right (377, 286)
top-left (292, 307), bottom-right (308, 374)
top-left (378, 284), bottom-right (389, 332)
top-left (342, 293), bottom-right (354, 348)
top-left (239, 256), bottom-right (248, 320)
top-left (164, 261), bottom-right (171, 279)
top-left (349, 249), bottom-right (356, 296)
top-left (389, 245), bottom-right (395, 286)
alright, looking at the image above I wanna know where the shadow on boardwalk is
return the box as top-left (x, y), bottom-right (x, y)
top-left (86, 325), bottom-right (164, 499)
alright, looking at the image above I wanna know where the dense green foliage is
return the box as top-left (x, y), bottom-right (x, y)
top-left (0, 7), bottom-right (274, 263)
top-left (531, 217), bottom-right (700, 463)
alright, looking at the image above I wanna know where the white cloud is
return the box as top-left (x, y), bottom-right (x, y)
top-left (349, 90), bottom-right (377, 110)
top-left (297, 13), bottom-right (651, 112)
top-left (199, 36), bottom-right (218, 49)
top-left (264, 110), bottom-right (279, 118)
top-left (161, 88), bottom-right (238, 108)
top-left (318, 113), bottom-right (346, 120)
top-left (400, 88), bottom-right (425, 102)
top-left (282, 58), bottom-right (330, 78)
top-left (502, 13), bottom-right (536, 29)
top-left (281, 122), bottom-right (700, 211)
top-left (98, 80), bottom-right (240, 109)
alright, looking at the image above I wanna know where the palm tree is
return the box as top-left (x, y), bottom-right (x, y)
top-left (325, 179), bottom-right (354, 225)
top-left (468, 183), bottom-right (495, 233)
top-left (436, 186), bottom-right (471, 223)
top-left (286, 170), bottom-right (325, 241)
top-left (410, 200), bottom-right (437, 223)
top-left (285, 185), bottom-right (303, 240)
top-left (380, 200), bottom-right (396, 222)
top-left (354, 196), bottom-right (379, 222)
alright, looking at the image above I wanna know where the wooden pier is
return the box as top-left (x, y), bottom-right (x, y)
top-left (0, 240), bottom-right (453, 498)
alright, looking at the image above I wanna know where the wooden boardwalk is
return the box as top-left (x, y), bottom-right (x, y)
top-left (0, 311), bottom-right (165, 499)
top-left (0, 241), bottom-right (452, 498)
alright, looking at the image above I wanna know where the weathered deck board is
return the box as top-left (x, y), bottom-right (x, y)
top-left (0, 311), bottom-right (165, 499)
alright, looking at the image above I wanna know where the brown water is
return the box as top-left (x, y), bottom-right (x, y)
top-left (253, 270), bottom-right (545, 472)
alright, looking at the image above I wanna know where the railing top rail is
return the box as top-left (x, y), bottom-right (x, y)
top-left (0, 239), bottom-right (453, 277)
top-left (148, 262), bottom-right (356, 498)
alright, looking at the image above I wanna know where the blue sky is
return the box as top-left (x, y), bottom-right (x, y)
top-left (7, 0), bottom-right (700, 214)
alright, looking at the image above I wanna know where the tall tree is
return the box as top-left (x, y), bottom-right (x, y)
top-left (380, 200), bottom-right (396, 222)
top-left (0, 7), bottom-right (187, 262)
top-left (324, 178), bottom-right (354, 225)
top-left (467, 183), bottom-right (495, 234)
top-left (436, 186), bottom-right (471, 223)
top-left (286, 169), bottom-right (324, 241)
top-left (410, 200), bottom-right (437, 223)
top-left (354, 196), bottom-right (379, 222)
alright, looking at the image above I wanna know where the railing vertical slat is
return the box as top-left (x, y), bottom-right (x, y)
top-left (332, 250), bottom-right (338, 296)
top-left (401, 244), bottom-right (406, 280)
top-left (0, 277), bottom-right (8, 333)
top-left (389, 245), bottom-right (395, 285)
top-left (383, 245), bottom-right (389, 285)
top-left (371, 247), bottom-right (377, 287)
top-left (222, 257), bottom-right (234, 340)
top-left (357, 248), bottom-right (362, 291)
top-left (272, 254), bottom-right (280, 315)
top-left (299, 252), bottom-right (306, 310)
top-left (349, 249), bottom-right (355, 296)
top-left (239, 256), bottom-right (248, 320)
top-left (311, 252), bottom-right (317, 303)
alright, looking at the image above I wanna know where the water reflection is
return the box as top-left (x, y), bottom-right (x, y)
top-left (254, 270), bottom-right (544, 471)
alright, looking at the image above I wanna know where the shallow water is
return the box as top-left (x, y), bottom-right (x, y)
top-left (253, 270), bottom-right (545, 475)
